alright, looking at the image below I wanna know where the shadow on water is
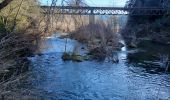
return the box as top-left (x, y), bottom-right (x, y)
top-left (127, 40), bottom-right (170, 74)
top-left (17, 35), bottom-right (170, 100)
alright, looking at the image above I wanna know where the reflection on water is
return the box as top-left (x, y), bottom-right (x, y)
top-left (20, 36), bottom-right (170, 99)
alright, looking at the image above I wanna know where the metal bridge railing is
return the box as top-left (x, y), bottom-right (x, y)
top-left (41, 6), bottom-right (170, 15)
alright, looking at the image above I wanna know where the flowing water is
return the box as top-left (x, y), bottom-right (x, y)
top-left (18, 35), bottom-right (170, 100)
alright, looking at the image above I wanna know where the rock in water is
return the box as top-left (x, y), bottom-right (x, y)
top-left (62, 52), bottom-right (84, 62)
top-left (62, 52), bottom-right (71, 61)
top-left (71, 54), bottom-right (83, 62)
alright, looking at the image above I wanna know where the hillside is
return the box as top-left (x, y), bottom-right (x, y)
top-left (122, 0), bottom-right (170, 47)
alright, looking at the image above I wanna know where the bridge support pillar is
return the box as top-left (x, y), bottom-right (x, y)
top-left (89, 15), bottom-right (95, 24)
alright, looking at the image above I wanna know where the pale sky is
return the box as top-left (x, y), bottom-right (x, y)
top-left (40, 0), bottom-right (128, 7)
top-left (85, 0), bottom-right (127, 7)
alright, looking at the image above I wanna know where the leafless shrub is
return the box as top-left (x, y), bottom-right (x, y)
top-left (71, 20), bottom-right (118, 46)
top-left (70, 19), bottom-right (120, 61)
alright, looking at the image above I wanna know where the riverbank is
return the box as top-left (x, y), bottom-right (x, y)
top-left (0, 32), bottom-right (40, 100)
top-left (0, 32), bottom-right (38, 83)
top-left (122, 16), bottom-right (170, 47)
top-left (122, 0), bottom-right (170, 47)
top-left (0, 0), bottom-right (43, 84)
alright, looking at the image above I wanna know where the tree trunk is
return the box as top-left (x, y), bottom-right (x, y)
top-left (0, 0), bottom-right (13, 10)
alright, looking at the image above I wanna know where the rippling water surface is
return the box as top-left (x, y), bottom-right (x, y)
top-left (20, 35), bottom-right (170, 100)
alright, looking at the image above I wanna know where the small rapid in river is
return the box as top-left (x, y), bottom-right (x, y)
top-left (18, 34), bottom-right (170, 100)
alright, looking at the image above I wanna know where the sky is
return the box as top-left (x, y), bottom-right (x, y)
top-left (40, 0), bottom-right (128, 7)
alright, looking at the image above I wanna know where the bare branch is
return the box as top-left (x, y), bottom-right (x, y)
top-left (0, 0), bottom-right (13, 10)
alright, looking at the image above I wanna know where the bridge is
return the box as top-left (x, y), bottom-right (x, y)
top-left (41, 6), bottom-right (170, 24)
top-left (41, 6), bottom-right (170, 15)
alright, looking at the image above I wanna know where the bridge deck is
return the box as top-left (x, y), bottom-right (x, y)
top-left (41, 6), bottom-right (170, 15)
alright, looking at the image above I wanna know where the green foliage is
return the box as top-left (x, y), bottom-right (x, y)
top-left (151, 16), bottom-right (170, 31)
top-left (0, 0), bottom-right (41, 32)
top-left (156, 16), bottom-right (170, 26)
top-left (0, 16), bottom-right (6, 33)
top-left (0, 0), bottom-right (41, 73)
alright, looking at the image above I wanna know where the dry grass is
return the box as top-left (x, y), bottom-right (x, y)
top-left (70, 21), bottom-right (120, 61)
top-left (71, 22), bottom-right (118, 45)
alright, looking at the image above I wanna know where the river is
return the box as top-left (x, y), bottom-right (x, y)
top-left (16, 34), bottom-right (170, 100)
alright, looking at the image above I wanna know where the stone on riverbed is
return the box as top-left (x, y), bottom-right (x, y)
top-left (62, 52), bottom-right (87, 62)
top-left (71, 54), bottom-right (83, 62)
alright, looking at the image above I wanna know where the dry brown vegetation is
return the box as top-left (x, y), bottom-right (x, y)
top-left (71, 20), bottom-right (119, 48)
top-left (48, 15), bottom-right (89, 33)
top-left (70, 19), bottom-right (122, 61)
